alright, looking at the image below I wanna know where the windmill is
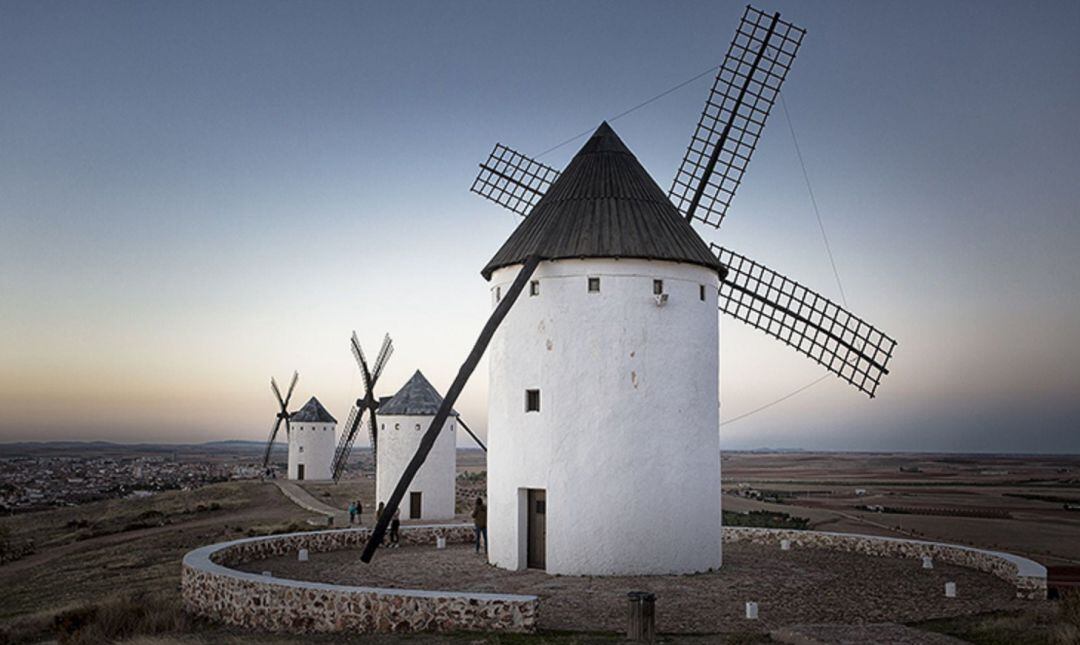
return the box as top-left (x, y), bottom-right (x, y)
top-left (262, 371), bottom-right (298, 471)
top-left (363, 5), bottom-right (896, 565)
top-left (331, 332), bottom-right (393, 481)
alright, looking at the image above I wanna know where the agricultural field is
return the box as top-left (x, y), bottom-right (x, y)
top-left (721, 452), bottom-right (1080, 564)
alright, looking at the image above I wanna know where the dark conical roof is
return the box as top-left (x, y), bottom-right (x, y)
top-left (379, 370), bottom-right (458, 416)
top-left (481, 122), bottom-right (722, 280)
top-left (291, 397), bottom-right (337, 424)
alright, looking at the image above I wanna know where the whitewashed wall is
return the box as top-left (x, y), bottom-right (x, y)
top-left (486, 258), bottom-right (721, 575)
top-left (288, 422), bottom-right (336, 481)
top-left (375, 414), bottom-right (457, 520)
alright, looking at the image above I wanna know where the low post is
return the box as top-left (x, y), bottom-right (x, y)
top-left (922, 555), bottom-right (933, 569)
top-left (745, 601), bottom-right (759, 619)
top-left (436, 536), bottom-right (447, 550)
top-left (780, 539), bottom-right (791, 551)
top-left (945, 581), bottom-right (957, 598)
top-left (626, 591), bottom-right (656, 643)
top-left (298, 548), bottom-right (309, 562)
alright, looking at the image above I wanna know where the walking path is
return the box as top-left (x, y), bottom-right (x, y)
top-left (273, 480), bottom-right (349, 525)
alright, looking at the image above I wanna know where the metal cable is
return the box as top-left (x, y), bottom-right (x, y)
top-left (536, 64), bottom-right (722, 158)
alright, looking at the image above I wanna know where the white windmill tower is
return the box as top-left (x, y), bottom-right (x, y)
top-left (361, 6), bottom-right (896, 572)
top-left (375, 370), bottom-right (458, 521)
top-left (287, 397), bottom-right (337, 481)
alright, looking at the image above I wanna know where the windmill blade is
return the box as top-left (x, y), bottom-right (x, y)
top-left (670, 6), bottom-right (805, 228)
top-left (361, 254), bottom-right (543, 563)
top-left (714, 244), bottom-right (896, 397)
top-left (332, 404), bottom-right (364, 481)
top-left (371, 333), bottom-right (394, 384)
top-left (471, 143), bottom-right (561, 217)
top-left (262, 416), bottom-right (283, 468)
top-left (270, 377), bottom-right (285, 408)
top-left (284, 370), bottom-right (299, 406)
top-left (366, 406), bottom-right (379, 464)
top-left (351, 332), bottom-right (375, 398)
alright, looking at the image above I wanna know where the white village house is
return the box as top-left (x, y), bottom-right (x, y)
top-left (375, 370), bottom-right (457, 521)
top-left (484, 124), bottom-right (723, 575)
top-left (287, 397), bottom-right (337, 481)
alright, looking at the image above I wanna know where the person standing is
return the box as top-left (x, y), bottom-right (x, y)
top-left (389, 508), bottom-right (401, 548)
top-left (471, 497), bottom-right (487, 554)
top-left (348, 500), bottom-right (357, 525)
top-left (375, 501), bottom-right (386, 546)
top-left (355, 499), bottom-right (363, 525)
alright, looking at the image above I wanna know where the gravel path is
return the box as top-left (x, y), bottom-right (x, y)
top-left (238, 542), bottom-right (1027, 634)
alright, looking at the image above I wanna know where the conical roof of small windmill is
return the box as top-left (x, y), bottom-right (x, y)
top-left (291, 397), bottom-right (337, 423)
top-left (379, 370), bottom-right (458, 416)
top-left (481, 121), bottom-right (722, 280)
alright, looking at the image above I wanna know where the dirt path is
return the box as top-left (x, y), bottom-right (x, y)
top-left (274, 480), bottom-right (350, 524)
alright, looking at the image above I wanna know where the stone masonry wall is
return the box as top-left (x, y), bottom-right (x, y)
top-left (724, 527), bottom-right (1047, 600)
top-left (182, 524), bottom-right (1046, 637)
top-left (182, 524), bottom-right (536, 634)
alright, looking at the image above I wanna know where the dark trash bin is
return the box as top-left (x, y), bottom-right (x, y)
top-left (626, 591), bottom-right (656, 643)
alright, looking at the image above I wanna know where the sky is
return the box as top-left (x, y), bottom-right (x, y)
top-left (1, 1), bottom-right (1078, 453)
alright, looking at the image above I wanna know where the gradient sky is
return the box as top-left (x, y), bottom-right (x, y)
top-left (2, 1), bottom-right (1078, 452)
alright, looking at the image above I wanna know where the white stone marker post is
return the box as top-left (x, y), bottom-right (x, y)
top-left (945, 582), bottom-right (957, 598)
top-left (298, 548), bottom-right (309, 562)
top-left (922, 555), bottom-right (933, 569)
top-left (745, 602), bottom-right (759, 619)
top-left (436, 536), bottom-right (447, 550)
top-left (780, 539), bottom-right (791, 551)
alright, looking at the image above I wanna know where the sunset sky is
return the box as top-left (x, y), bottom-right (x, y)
top-left (2, 1), bottom-right (1078, 452)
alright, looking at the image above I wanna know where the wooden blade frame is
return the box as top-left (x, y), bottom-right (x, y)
top-left (670, 6), bottom-right (805, 229)
top-left (471, 144), bottom-right (560, 217)
top-left (263, 371), bottom-right (298, 468)
top-left (361, 254), bottom-right (542, 562)
top-left (457, 417), bottom-right (487, 452)
top-left (331, 332), bottom-right (392, 481)
top-left (714, 244), bottom-right (896, 397)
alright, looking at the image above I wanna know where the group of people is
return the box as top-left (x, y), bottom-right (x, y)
top-left (344, 495), bottom-right (487, 553)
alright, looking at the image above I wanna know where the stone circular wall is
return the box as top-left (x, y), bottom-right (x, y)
top-left (181, 524), bottom-right (537, 634)
top-left (724, 527), bottom-right (1047, 600)
top-left (181, 524), bottom-right (1046, 636)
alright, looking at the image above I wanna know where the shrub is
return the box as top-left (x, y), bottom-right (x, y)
top-left (51, 592), bottom-right (191, 644)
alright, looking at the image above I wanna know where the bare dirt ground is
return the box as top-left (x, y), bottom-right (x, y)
top-left (239, 542), bottom-right (1025, 634)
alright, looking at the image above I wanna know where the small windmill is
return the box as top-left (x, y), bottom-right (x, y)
top-left (262, 371), bottom-right (298, 471)
top-left (363, 5), bottom-right (896, 561)
top-left (331, 332), bottom-right (393, 481)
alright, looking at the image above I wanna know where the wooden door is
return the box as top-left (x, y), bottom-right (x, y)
top-left (297, 464), bottom-right (305, 481)
top-left (527, 489), bottom-right (546, 570)
top-left (409, 491), bottom-right (422, 519)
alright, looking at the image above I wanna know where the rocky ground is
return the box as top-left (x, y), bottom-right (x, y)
top-left (237, 541), bottom-right (1028, 634)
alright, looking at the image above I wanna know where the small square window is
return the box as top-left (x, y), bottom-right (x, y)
top-left (525, 389), bottom-right (540, 412)
top-left (653, 279), bottom-right (664, 295)
top-left (699, 284), bottom-right (706, 301)
top-left (587, 277), bottom-right (600, 293)
top-left (529, 280), bottom-right (539, 296)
